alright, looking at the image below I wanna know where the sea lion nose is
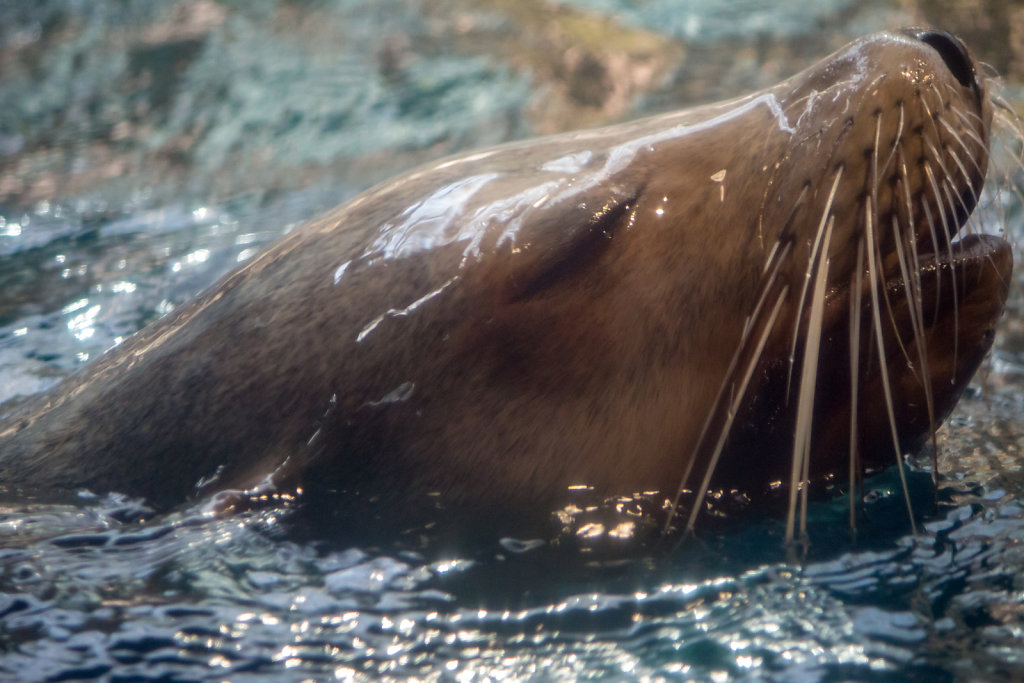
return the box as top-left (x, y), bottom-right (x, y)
top-left (912, 29), bottom-right (977, 90)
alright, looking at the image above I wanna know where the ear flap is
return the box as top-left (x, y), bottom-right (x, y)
top-left (497, 184), bottom-right (641, 304)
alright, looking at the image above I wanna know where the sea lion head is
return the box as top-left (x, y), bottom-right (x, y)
top-left (402, 29), bottom-right (1012, 529)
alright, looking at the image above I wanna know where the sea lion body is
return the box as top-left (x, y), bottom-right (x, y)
top-left (0, 31), bottom-right (1012, 531)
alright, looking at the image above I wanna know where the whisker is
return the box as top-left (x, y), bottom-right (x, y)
top-left (979, 62), bottom-right (1001, 80)
top-left (873, 116), bottom-right (922, 372)
top-left (666, 243), bottom-right (792, 533)
top-left (950, 91), bottom-right (987, 126)
top-left (895, 141), bottom-right (933, 399)
top-left (898, 215), bottom-right (940, 483)
top-left (943, 145), bottom-right (989, 237)
top-left (920, 200), bottom-right (944, 322)
top-left (924, 162), bottom-right (961, 378)
top-left (864, 200), bottom-right (918, 536)
top-left (763, 184), bottom-right (810, 273)
top-left (991, 98), bottom-right (1024, 142)
top-left (878, 104), bottom-right (905, 177)
top-left (785, 215), bottom-right (833, 544)
top-left (989, 113), bottom-right (1024, 206)
top-left (885, 212), bottom-right (922, 373)
top-left (683, 286), bottom-right (791, 535)
top-left (786, 167), bottom-right (844, 401)
top-left (949, 107), bottom-right (989, 149)
top-left (985, 141), bottom-right (1024, 220)
top-left (939, 117), bottom-right (987, 181)
top-left (931, 125), bottom-right (982, 200)
top-left (847, 238), bottom-right (865, 538)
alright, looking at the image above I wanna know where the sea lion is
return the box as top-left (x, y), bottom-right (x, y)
top-left (0, 29), bottom-right (1013, 538)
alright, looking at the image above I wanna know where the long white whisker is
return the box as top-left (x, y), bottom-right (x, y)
top-left (949, 107), bottom-right (988, 148)
top-left (865, 201), bottom-right (917, 536)
top-left (785, 216), bottom-right (834, 544)
top-left (924, 162), bottom-right (960, 377)
top-left (786, 167), bottom-right (844, 401)
top-left (885, 214), bottom-right (921, 371)
top-left (848, 239), bottom-right (865, 538)
top-left (939, 117), bottom-right (987, 181)
top-left (684, 287), bottom-right (791, 535)
top-left (666, 243), bottom-right (792, 532)
top-left (877, 106), bottom-right (903, 178)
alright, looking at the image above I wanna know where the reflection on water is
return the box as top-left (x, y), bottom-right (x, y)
top-left (2, 473), bottom-right (1023, 680)
top-left (1, 0), bottom-right (1024, 680)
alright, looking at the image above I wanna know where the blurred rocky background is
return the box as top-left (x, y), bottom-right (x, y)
top-left (1, 0), bottom-right (1021, 216)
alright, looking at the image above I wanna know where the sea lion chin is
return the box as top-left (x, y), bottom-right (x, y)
top-left (0, 29), bottom-right (1013, 538)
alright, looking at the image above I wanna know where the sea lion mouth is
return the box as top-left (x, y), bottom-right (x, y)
top-left (842, 226), bottom-right (1012, 479)
top-left (907, 231), bottom-right (1005, 272)
top-left (882, 204), bottom-right (1008, 300)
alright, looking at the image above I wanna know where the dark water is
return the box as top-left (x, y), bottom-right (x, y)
top-left (2, 1), bottom-right (1024, 680)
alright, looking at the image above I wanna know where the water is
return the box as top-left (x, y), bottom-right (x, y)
top-left (2, 1), bottom-right (1024, 680)
top-left (2, 474), bottom-right (1020, 680)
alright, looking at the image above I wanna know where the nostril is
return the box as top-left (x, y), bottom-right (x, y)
top-left (913, 29), bottom-right (976, 89)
